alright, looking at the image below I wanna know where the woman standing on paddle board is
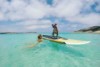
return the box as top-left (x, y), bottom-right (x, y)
top-left (52, 23), bottom-right (59, 37)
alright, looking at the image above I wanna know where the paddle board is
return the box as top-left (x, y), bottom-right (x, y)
top-left (42, 35), bottom-right (90, 45)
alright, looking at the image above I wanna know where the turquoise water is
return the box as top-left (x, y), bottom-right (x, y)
top-left (0, 33), bottom-right (100, 67)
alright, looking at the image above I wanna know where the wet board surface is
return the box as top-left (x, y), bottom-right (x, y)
top-left (43, 35), bottom-right (90, 45)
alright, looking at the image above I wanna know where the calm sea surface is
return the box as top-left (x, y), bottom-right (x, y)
top-left (0, 33), bottom-right (100, 67)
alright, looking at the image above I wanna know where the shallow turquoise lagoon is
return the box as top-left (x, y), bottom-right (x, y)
top-left (0, 33), bottom-right (100, 67)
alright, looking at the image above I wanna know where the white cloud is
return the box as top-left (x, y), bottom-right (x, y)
top-left (67, 13), bottom-right (100, 26)
top-left (53, 0), bottom-right (83, 17)
top-left (17, 19), bottom-right (52, 30)
top-left (0, 0), bottom-right (50, 21)
top-left (0, 19), bottom-right (52, 32)
top-left (53, 0), bottom-right (100, 26)
top-left (0, 0), bottom-right (100, 32)
top-left (0, 11), bottom-right (4, 20)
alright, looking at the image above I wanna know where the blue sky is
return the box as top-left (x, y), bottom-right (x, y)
top-left (0, 0), bottom-right (100, 32)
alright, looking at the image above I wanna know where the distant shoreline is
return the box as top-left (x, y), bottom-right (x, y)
top-left (73, 32), bottom-right (100, 34)
top-left (0, 32), bottom-right (100, 34)
top-left (74, 26), bottom-right (100, 34)
top-left (0, 32), bottom-right (37, 34)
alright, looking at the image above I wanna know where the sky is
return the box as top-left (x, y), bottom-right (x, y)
top-left (0, 0), bottom-right (100, 32)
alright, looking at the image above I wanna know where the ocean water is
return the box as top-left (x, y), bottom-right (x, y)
top-left (0, 33), bottom-right (100, 67)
